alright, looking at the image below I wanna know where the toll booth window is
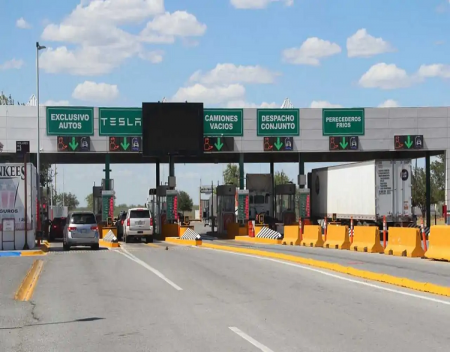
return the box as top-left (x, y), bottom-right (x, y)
top-left (265, 194), bottom-right (270, 204)
top-left (250, 195), bottom-right (254, 204)
top-left (71, 214), bottom-right (96, 224)
top-left (130, 210), bottom-right (150, 218)
top-left (253, 195), bottom-right (265, 204)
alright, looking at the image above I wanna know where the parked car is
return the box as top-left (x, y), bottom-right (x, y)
top-left (63, 211), bottom-right (99, 251)
top-left (123, 208), bottom-right (153, 243)
top-left (48, 217), bottom-right (66, 242)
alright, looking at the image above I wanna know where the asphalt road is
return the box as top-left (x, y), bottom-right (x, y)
top-left (0, 241), bottom-right (449, 351)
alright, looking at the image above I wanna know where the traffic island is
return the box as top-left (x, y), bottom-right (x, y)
top-left (99, 239), bottom-right (120, 248)
top-left (235, 236), bottom-right (282, 245)
top-left (165, 237), bottom-right (202, 246)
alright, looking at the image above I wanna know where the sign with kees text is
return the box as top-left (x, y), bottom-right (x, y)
top-left (204, 109), bottom-right (243, 137)
top-left (322, 108), bottom-right (365, 136)
top-left (257, 109), bottom-right (300, 137)
top-left (47, 107), bottom-right (94, 136)
top-left (99, 108), bottom-right (142, 136)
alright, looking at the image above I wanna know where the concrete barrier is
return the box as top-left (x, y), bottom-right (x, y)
top-left (234, 236), bottom-right (282, 245)
top-left (282, 225), bottom-right (300, 246)
top-left (301, 225), bottom-right (324, 247)
top-left (425, 226), bottom-right (450, 261)
top-left (350, 226), bottom-right (384, 253)
top-left (165, 237), bottom-right (202, 246)
top-left (384, 227), bottom-right (425, 257)
top-left (324, 225), bottom-right (350, 250)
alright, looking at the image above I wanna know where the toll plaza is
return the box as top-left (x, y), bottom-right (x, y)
top-left (0, 103), bottom-right (447, 246)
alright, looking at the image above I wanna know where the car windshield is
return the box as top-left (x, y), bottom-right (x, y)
top-left (130, 210), bottom-right (150, 218)
top-left (70, 213), bottom-right (96, 224)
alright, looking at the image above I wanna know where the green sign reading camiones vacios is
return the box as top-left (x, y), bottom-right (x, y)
top-left (322, 108), bottom-right (365, 136)
top-left (203, 109), bottom-right (243, 136)
top-left (46, 107), bottom-right (94, 136)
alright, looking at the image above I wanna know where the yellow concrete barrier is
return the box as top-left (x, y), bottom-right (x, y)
top-left (165, 237), bottom-right (202, 246)
top-left (350, 226), bottom-right (384, 253)
top-left (384, 227), bottom-right (425, 257)
top-left (324, 225), bottom-right (350, 250)
top-left (301, 225), bottom-right (324, 247)
top-left (425, 225), bottom-right (450, 261)
top-left (235, 236), bottom-right (282, 245)
top-left (282, 225), bottom-right (300, 245)
top-left (254, 225), bottom-right (269, 236)
top-left (179, 225), bottom-right (194, 237)
top-left (99, 239), bottom-right (120, 248)
top-left (101, 227), bottom-right (117, 239)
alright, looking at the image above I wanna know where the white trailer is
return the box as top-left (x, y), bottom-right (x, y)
top-left (50, 206), bottom-right (68, 220)
top-left (310, 159), bottom-right (413, 226)
top-left (0, 163), bottom-right (38, 250)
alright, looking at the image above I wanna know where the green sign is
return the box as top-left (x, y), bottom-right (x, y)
top-left (257, 109), bottom-right (300, 137)
top-left (237, 192), bottom-right (249, 221)
top-left (99, 108), bottom-right (142, 136)
top-left (47, 107), bottom-right (94, 136)
top-left (204, 109), bottom-right (243, 137)
top-left (322, 108), bottom-right (365, 136)
top-left (166, 190), bottom-right (178, 222)
top-left (101, 195), bottom-right (114, 222)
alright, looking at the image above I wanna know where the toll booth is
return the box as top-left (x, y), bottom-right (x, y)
top-left (147, 188), bottom-right (157, 232)
top-left (217, 185), bottom-right (236, 235)
top-left (92, 186), bottom-right (103, 217)
top-left (275, 183), bottom-right (297, 225)
top-left (155, 185), bottom-right (169, 235)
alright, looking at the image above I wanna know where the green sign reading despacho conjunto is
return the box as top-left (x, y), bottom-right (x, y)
top-left (47, 107), bottom-right (94, 136)
top-left (99, 107), bottom-right (142, 136)
top-left (204, 109), bottom-right (243, 136)
top-left (257, 109), bottom-right (300, 137)
top-left (322, 108), bottom-right (365, 136)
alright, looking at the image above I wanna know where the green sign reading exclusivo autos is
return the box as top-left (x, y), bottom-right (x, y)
top-left (257, 109), bottom-right (300, 137)
top-left (46, 107), bottom-right (94, 136)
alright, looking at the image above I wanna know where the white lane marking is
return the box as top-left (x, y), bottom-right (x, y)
top-left (229, 327), bottom-right (275, 352)
top-left (117, 248), bottom-right (183, 291)
top-left (199, 247), bottom-right (450, 306)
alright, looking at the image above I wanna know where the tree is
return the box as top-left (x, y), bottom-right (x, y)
top-left (431, 154), bottom-right (445, 203)
top-left (52, 192), bottom-right (79, 211)
top-left (223, 163), bottom-right (239, 186)
top-left (274, 170), bottom-right (291, 185)
top-left (178, 191), bottom-right (193, 214)
top-left (85, 193), bottom-right (94, 210)
top-left (1, 91), bottom-right (52, 187)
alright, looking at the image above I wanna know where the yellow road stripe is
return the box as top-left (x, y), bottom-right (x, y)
top-left (201, 243), bottom-right (450, 298)
top-left (14, 260), bottom-right (44, 301)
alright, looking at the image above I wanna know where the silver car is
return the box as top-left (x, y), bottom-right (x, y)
top-left (63, 211), bottom-right (99, 251)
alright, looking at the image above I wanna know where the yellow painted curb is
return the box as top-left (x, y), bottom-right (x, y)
top-left (235, 236), bottom-right (282, 245)
top-left (15, 259), bottom-right (44, 301)
top-left (165, 237), bottom-right (202, 246)
top-left (21, 250), bottom-right (47, 256)
top-left (99, 239), bottom-right (120, 248)
top-left (201, 243), bottom-right (450, 298)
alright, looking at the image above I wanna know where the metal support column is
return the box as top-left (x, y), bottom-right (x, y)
top-left (239, 153), bottom-right (244, 190)
top-left (425, 152), bottom-right (431, 228)
top-left (156, 160), bottom-right (160, 186)
top-left (104, 153), bottom-right (111, 190)
top-left (169, 156), bottom-right (175, 177)
top-left (299, 153), bottom-right (305, 189)
top-left (270, 161), bottom-right (275, 217)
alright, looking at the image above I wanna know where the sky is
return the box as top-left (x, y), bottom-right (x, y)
top-left (1, 0), bottom-right (447, 206)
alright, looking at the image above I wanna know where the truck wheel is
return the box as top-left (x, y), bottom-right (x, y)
top-left (124, 234), bottom-right (130, 243)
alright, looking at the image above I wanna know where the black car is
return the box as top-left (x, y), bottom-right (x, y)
top-left (49, 217), bottom-right (67, 242)
top-left (116, 211), bottom-right (127, 241)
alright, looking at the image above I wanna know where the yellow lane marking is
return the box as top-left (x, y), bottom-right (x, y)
top-left (201, 243), bottom-right (450, 298)
top-left (15, 260), bottom-right (44, 301)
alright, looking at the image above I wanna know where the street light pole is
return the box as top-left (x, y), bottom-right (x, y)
top-left (36, 42), bottom-right (46, 232)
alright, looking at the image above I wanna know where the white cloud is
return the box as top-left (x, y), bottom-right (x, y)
top-left (417, 64), bottom-right (450, 79)
top-left (0, 59), bottom-right (24, 70)
top-left (378, 99), bottom-right (400, 108)
top-left (189, 63), bottom-right (280, 85)
top-left (358, 63), bottom-right (416, 89)
top-left (347, 29), bottom-right (395, 58)
top-left (310, 100), bottom-right (343, 108)
top-left (230, 0), bottom-right (293, 9)
top-left (16, 17), bottom-right (31, 29)
top-left (282, 37), bottom-right (341, 65)
top-left (72, 81), bottom-right (119, 102)
top-left (39, 0), bottom-right (206, 75)
top-left (226, 100), bottom-right (279, 108)
top-left (43, 100), bottom-right (71, 106)
top-left (172, 84), bottom-right (246, 105)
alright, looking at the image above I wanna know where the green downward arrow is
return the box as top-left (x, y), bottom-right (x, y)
top-left (339, 137), bottom-right (348, 149)
top-left (405, 135), bottom-right (413, 149)
top-left (214, 137), bottom-right (223, 150)
top-left (274, 137), bottom-right (283, 150)
top-left (69, 137), bottom-right (78, 150)
top-left (121, 137), bottom-right (130, 150)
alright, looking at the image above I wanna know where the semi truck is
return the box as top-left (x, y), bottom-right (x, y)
top-left (309, 159), bottom-right (414, 227)
top-left (246, 174), bottom-right (273, 220)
